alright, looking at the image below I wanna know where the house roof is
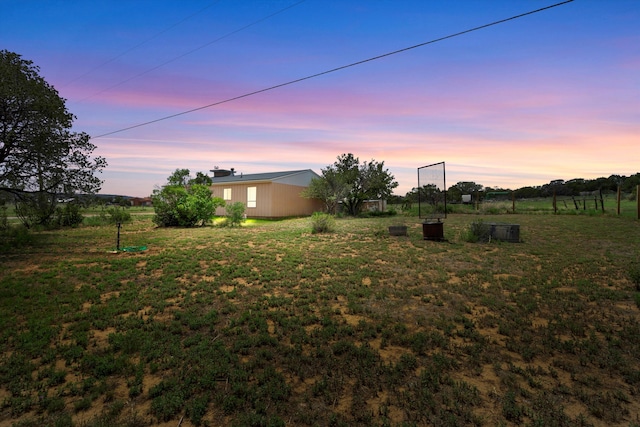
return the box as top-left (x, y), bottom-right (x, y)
top-left (209, 169), bottom-right (318, 184)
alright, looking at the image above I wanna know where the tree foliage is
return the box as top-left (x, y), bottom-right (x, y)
top-left (191, 171), bottom-right (213, 186)
top-left (0, 50), bottom-right (107, 226)
top-left (406, 184), bottom-right (445, 204)
top-left (152, 169), bottom-right (223, 227)
top-left (166, 168), bottom-right (192, 186)
top-left (303, 153), bottom-right (397, 216)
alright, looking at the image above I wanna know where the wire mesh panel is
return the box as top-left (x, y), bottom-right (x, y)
top-left (417, 162), bottom-right (447, 220)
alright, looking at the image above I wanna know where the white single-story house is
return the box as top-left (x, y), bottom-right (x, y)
top-left (209, 169), bottom-right (324, 218)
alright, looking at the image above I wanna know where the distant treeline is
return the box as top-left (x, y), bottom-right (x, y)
top-left (510, 173), bottom-right (640, 199)
top-left (394, 173), bottom-right (640, 204)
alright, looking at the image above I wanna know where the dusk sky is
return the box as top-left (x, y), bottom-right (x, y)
top-left (2, 0), bottom-right (638, 197)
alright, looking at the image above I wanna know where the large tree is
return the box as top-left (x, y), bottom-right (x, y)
top-left (0, 50), bottom-right (106, 226)
top-left (304, 153), bottom-right (397, 216)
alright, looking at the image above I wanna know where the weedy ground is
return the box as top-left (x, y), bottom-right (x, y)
top-left (1, 213), bottom-right (640, 426)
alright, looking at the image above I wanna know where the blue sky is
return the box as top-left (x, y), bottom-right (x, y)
top-left (2, 0), bottom-right (638, 197)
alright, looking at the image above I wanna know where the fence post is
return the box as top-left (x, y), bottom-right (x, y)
top-left (617, 185), bottom-right (621, 216)
top-left (512, 191), bottom-right (515, 214)
top-left (553, 190), bottom-right (557, 214)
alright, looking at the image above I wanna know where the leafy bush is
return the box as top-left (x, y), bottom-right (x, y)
top-left (311, 212), bottom-right (335, 233)
top-left (462, 220), bottom-right (491, 243)
top-left (0, 225), bottom-right (35, 251)
top-left (152, 184), bottom-right (224, 227)
top-left (53, 203), bottom-right (84, 227)
top-left (105, 206), bottom-right (131, 224)
top-left (224, 202), bottom-right (246, 227)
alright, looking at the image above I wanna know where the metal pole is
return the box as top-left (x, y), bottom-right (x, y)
top-left (417, 168), bottom-right (421, 219)
top-left (443, 162), bottom-right (447, 219)
top-left (116, 222), bottom-right (121, 251)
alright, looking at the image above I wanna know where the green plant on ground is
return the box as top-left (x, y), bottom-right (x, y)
top-left (310, 212), bottom-right (335, 233)
top-left (224, 201), bottom-right (246, 227)
top-left (53, 202), bottom-right (84, 227)
top-left (105, 206), bottom-right (132, 224)
top-left (462, 219), bottom-right (491, 242)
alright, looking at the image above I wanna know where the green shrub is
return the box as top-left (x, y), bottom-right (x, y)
top-left (106, 206), bottom-right (132, 224)
top-left (0, 225), bottom-right (34, 250)
top-left (310, 212), bottom-right (335, 234)
top-left (462, 220), bottom-right (491, 243)
top-left (54, 203), bottom-right (84, 227)
top-left (152, 184), bottom-right (223, 227)
top-left (225, 202), bottom-right (246, 227)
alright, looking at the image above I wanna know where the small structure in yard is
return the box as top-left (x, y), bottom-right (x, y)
top-left (363, 199), bottom-right (387, 212)
top-left (488, 223), bottom-right (520, 242)
top-left (388, 225), bottom-right (408, 236)
top-left (471, 221), bottom-right (521, 243)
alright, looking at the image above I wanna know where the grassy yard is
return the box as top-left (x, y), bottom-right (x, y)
top-left (1, 213), bottom-right (640, 426)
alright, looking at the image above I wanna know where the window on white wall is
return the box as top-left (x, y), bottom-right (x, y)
top-left (223, 188), bottom-right (232, 200)
top-left (247, 186), bottom-right (256, 208)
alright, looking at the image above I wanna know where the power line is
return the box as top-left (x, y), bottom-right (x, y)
top-left (62, 1), bottom-right (221, 88)
top-left (92, 0), bottom-right (574, 139)
top-left (79, 0), bottom-right (306, 102)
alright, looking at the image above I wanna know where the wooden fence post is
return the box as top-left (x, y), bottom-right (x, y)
top-left (553, 190), bottom-right (557, 214)
top-left (617, 185), bottom-right (621, 216)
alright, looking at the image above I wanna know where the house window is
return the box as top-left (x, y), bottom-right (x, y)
top-left (247, 186), bottom-right (256, 208)
top-left (223, 188), bottom-right (232, 200)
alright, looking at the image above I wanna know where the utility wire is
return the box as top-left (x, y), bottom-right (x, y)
top-left (93, 0), bottom-right (574, 139)
top-left (62, 1), bottom-right (221, 88)
top-left (80, 0), bottom-right (306, 102)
